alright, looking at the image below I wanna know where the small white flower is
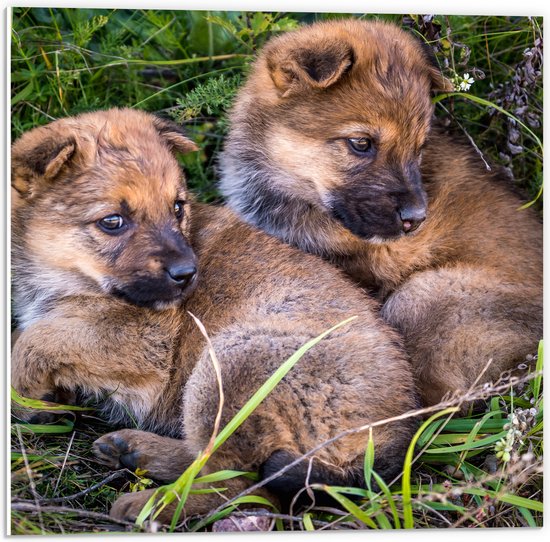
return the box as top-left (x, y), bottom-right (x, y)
top-left (456, 73), bottom-right (475, 92)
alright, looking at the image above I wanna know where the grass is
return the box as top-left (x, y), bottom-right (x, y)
top-left (11, 9), bottom-right (543, 203)
top-left (11, 338), bottom-right (543, 533)
top-left (10, 8), bottom-right (543, 534)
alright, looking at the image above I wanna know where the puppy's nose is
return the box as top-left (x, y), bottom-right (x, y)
top-left (399, 206), bottom-right (426, 234)
top-left (165, 262), bottom-right (197, 286)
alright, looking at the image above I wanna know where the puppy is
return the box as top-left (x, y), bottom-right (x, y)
top-left (11, 108), bottom-right (417, 522)
top-left (219, 19), bottom-right (543, 406)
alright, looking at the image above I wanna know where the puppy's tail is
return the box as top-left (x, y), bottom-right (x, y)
top-left (259, 449), bottom-right (403, 510)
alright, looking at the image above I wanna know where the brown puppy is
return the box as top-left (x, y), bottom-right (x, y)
top-left (11, 109), bottom-right (417, 522)
top-left (219, 19), bottom-right (543, 406)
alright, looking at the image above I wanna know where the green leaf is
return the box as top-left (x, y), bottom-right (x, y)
top-left (12, 421), bottom-right (74, 434)
top-left (11, 82), bottom-right (34, 106)
top-left (422, 431), bottom-right (507, 454)
top-left (11, 388), bottom-right (93, 411)
top-left (193, 470), bottom-right (256, 484)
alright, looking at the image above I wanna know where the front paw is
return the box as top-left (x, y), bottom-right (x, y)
top-left (93, 430), bottom-right (143, 471)
top-left (93, 430), bottom-right (190, 482)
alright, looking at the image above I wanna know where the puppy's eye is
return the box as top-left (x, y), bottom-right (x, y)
top-left (174, 200), bottom-right (185, 220)
top-left (97, 214), bottom-right (125, 233)
top-left (347, 137), bottom-right (373, 156)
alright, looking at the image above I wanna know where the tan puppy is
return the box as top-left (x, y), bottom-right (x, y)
top-left (11, 108), bottom-right (417, 521)
top-left (219, 19), bottom-right (543, 406)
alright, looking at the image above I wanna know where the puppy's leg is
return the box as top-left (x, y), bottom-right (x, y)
top-left (11, 299), bottom-right (176, 422)
top-left (93, 429), bottom-right (196, 483)
top-left (382, 265), bottom-right (542, 405)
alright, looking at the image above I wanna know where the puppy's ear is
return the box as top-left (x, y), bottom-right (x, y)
top-left (267, 39), bottom-right (354, 97)
top-left (11, 132), bottom-right (76, 199)
top-left (153, 117), bottom-right (199, 154)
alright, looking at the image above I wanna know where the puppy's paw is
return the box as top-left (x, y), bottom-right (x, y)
top-left (94, 429), bottom-right (193, 482)
top-left (93, 429), bottom-right (144, 471)
top-left (110, 489), bottom-right (157, 523)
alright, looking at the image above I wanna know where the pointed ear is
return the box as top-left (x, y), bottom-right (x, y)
top-left (153, 117), bottom-right (199, 154)
top-left (267, 39), bottom-right (354, 97)
top-left (11, 133), bottom-right (76, 199)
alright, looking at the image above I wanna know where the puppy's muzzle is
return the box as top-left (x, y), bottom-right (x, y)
top-left (398, 205), bottom-right (426, 234)
top-left (165, 260), bottom-right (197, 288)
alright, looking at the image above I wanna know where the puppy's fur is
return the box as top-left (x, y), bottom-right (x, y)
top-left (11, 109), bottom-right (417, 521)
top-left (219, 19), bottom-right (543, 405)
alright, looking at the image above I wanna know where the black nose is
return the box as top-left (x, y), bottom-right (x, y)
top-left (398, 206), bottom-right (426, 234)
top-left (165, 262), bottom-right (197, 286)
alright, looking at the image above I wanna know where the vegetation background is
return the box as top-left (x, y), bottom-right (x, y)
top-left (10, 8), bottom-right (543, 534)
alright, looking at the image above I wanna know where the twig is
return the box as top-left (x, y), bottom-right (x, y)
top-left (11, 501), bottom-right (136, 528)
top-left (15, 425), bottom-right (45, 534)
top-left (188, 311), bottom-right (224, 454)
top-left (436, 101), bottom-right (492, 171)
top-left (37, 471), bottom-right (127, 504)
top-left (53, 430), bottom-right (76, 496)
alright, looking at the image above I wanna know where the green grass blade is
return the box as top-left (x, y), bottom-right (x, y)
top-left (317, 485), bottom-right (378, 529)
top-left (478, 491), bottom-right (543, 512)
top-left (188, 488), bottom-right (227, 495)
top-left (211, 316), bottom-right (357, 453)
top-left (302, 512), bottom-right (315, 531)
top-left (11, 388), bottom-right (93, 411)
top-left (532, 340), bottom-right (543, 402)
top-left (371, 471), bottom-right (401, 529)
top-left (436, 418), bottom-right (506, 432)
top-left (167, 458), bottom-right (207, 531)
top-left (416, 418), bottom-right (447, 448)
top-left (11, 81), bottom-right (34, 106)
top-left (402, 407), bottom-right (459, 528)
top-left (321, 486), bottom-right (370, 497)
top-left (415, 484), bottom-right (543, 513)
top-left (11, 421), bottom-right (74, 434)
top-left (193, 470), bottom-right (256, 484)
top-left (420, 501), bottom-right (467, 513)
top-left (135, 486), bottom-right (171, 526)
top-left (372, 509), bottom-right (392, 529)
top-left (363, 428), bottom-right (375, 492)
top-left (518, 506), bottom-right (537, 527)
top-left (422, 431), bottom-right (506, 454)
